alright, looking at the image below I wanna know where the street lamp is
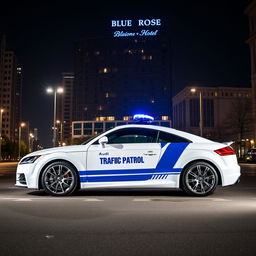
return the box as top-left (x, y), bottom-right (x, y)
top-left (190, 88), bottom-right (203, 137)
top-left (18, 122), bottom-right (26, 160)
top-left (0, 108), bottom-right (4, 161)
top-left (46, 87), bottom-right (64, 147)
top-left (29, 133), bottom-right (34, 152)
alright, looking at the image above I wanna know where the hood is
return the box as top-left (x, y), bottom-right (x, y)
top-left (26, 145), bottom-right (87, 157)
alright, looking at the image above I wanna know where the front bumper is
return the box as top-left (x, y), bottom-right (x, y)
top-left (15, 163), bottom-right (39, 189)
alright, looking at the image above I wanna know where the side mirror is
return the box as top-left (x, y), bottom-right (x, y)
top-left (98, 136), bottom-right (108, 146)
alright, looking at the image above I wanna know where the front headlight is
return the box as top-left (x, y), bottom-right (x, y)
top-left (19, 155), bottom-right (41, 165)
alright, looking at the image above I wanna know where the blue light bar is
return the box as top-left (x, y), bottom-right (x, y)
top-left (133, 114), bottom-right (154, 121)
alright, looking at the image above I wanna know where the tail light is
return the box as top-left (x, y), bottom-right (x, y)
top-left (214, 146), bottom-right (236, 156)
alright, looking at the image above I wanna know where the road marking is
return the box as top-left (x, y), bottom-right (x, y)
top-left (133, 198), bottom-right (151, 202)
top-left (45, 235), bottom-right (55, 239)
top-left (83, 198), bottom-right (104, 202)
top-left (211, 198), bottom-right (231, 202)
top-left (13, 198), bottom-right (32, 201)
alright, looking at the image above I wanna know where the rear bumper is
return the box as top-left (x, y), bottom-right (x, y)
top-left (221, 164), bottom-right (241, 186)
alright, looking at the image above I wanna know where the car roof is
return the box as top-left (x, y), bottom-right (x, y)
top-left (104, 124), bottom-right (213, 143)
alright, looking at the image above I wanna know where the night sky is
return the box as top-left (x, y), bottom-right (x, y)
top-left (0, 0), bottom-right (250, 147)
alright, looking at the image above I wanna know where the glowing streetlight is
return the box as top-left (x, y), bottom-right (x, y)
top-left (0, 108), bottom-right (4, 161)
top-left (46, 87), bottom-right (64, 147)
top-left (29, 133), bottom-right (34, 152)
top-left (190, 88), bottom-right (203, 137)
top-left (18, 122), bottom-right (26, 160)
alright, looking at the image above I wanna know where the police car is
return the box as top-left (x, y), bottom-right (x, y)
top-left (16, 124), bottom-right (240, 197)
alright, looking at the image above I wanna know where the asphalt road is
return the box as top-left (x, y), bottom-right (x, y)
top-left (0, 162), bottom-right (255, 256)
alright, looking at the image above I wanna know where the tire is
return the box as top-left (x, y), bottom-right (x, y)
top-left (181, 161), bottom-right (218, 197)
top-left (41, 161), bottom-right (78, 196)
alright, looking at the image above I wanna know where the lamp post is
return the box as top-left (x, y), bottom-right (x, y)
top-left (56, 120), bottom-right (63, 146)
top-left (0, 108), bottom-right (4, 161)
top-left (18, 122), bottom-right (26, 160)
top-left (190, 88), bottom-right (203, 137)
top-left (46, 87), bottom-right (64, 147)
top-left (29, 133), bottom-right (34, 152)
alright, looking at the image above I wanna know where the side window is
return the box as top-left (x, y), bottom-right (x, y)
top-left (158, 131), bottom-right (191, 143)
top-left (107, 128), bottom-right (158, 144)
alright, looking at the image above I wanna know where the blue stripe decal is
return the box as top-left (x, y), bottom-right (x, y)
top-left (79, 168), bottom-right (182, 176)
top-left (83, 174), bottom-right (153, 182)
top-left (80, 173), bottom-right (180, 183)
top-left (156, 143), bottom-right (189, 170)
top-left (160, 143), bottom-right (167, 148)
top-left (79, 143), bottom-right (189, 182)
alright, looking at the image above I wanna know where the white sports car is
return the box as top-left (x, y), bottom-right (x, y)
top-left (16, 124), bottom-right (240, 196)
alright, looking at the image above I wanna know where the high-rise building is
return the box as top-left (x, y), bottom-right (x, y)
top-left (0, 35), bottom-right (22, 141)
top-left (73, 34), bottom-right (171, 122)
top-left (245, 0), bottom-right (256, 140)
top-left (57, 72), bottom-right (74, 145)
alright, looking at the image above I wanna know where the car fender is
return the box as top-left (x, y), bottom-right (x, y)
top-left (32, 151), bottom-right (86, 188)
top-left (173, 149), bottom-right (225, 183)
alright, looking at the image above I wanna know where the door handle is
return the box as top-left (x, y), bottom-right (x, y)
top-left (143, 152), bottom-right (157, 156)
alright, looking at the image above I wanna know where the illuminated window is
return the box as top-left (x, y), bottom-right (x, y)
top-left (98, 105), bottom-right (103, 111)
top-left (95, 116), bottom-right (105, 121)
top-left (123, 116), bottom-right (132, 121)
top-left (99, 68), bottom-right (110, 74)
top-left (150, 99), bottom-right (155, 103)
top-left (107, 116), bottom-right (115, 121)
top-left (162, 116), bottom-right (169, 120)
top-left (105, 92), bottom-right (109, 98)
top-left (141, 55), bottom-right (153, 60)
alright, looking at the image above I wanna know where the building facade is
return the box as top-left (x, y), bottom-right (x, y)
top-left (57, 72), bottom-right (74, 145)
top-left (73, 35), bottom-right (171, 122)
top-left (172, 86), bottom-right (253, 143)
top-left (245, 0), bottom-right (256, 140)
top-left (0, 35), bottom-right (22, 141)
top-left (72, 117), bottom-right (172, 141)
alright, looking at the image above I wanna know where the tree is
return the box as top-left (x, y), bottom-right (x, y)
top-left (224, 98), bottom-right (252, 140)
top-left (1, 135), bottom-right (28, 160)
top-left (223, 98), bottom-right (253, 158)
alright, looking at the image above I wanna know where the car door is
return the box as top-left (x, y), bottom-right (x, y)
top-left (86, 127), bottom-right (161, 184)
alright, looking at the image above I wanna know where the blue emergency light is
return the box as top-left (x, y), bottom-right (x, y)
top-left (133, 114), bottom-right (154, 122)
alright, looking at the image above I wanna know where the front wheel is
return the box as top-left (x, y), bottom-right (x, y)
top-left (41, 161), bottom-right (78, 196)
top-left (181, 161), bottom-right (218, 197)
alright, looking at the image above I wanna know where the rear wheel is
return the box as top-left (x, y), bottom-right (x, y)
top-left (181, 161), bottom-right (218, 196)
top-left (41, 161), bottom-right (78, 196)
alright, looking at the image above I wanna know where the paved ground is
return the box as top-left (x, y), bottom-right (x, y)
top-left (0, 162), bottom-right (255, 256)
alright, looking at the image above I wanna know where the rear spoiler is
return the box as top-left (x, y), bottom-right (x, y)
top-left (222, 141), bottom-right (234, 146)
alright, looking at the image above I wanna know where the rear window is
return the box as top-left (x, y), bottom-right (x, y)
top-left (158, 131), bottom-right (191, 143)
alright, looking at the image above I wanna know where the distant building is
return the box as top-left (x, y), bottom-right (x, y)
top-left (72, 116), bottom-right (171, 141)
top-left (172, 86), bottom-right (253, 143)
top-left (245, 0), bottom-right (256, 140)
top-left (73, 35), bottom-right (171, 122)
top-left (0, 35), bottom-right (22, 141)
top-left (57, 72), bottom-right (74, 145)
